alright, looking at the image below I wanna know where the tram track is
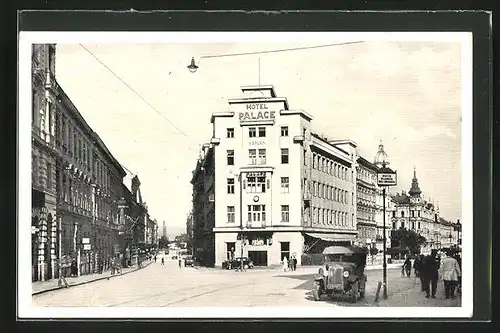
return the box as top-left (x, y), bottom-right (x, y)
top-left (107, 281), bottom-right (247, 307)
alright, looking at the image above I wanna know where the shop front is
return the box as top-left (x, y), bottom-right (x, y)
top-left (245, 232), bottom-right (273, 266)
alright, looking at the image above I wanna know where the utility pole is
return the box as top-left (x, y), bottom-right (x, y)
top-left (382, 187), bottom-right (388, 299)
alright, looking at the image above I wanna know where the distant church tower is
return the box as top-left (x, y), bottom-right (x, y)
top-left (409, 167), bottom-right (422, 204)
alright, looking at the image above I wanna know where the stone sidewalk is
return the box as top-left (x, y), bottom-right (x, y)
top-left (376, 278), bottom-right (462, 307)
top-left (32, 260), bottom-right (153, 295)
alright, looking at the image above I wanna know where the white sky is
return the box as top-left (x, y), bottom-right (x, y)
top-left (53, 36), bottom-right (464, 236)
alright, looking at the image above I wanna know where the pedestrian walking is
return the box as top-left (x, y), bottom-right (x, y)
top-left (421, 249), bottom-right (441, 298)
top-left (282, 256), bottom-right (289, 272)
top-left (178, 258), bottom-right (182, 268)
top-left (441, 250), bottom-right (461, 299)
top-left (414, 254), bottom-right (425, 291)
top-left (453, 252), bottom-right (462, 294)
top-left (161, 257), bottom-right (165, 265)
top-left (154, 255), bottom-right (157, 263)
top-left (292, 254), bottom-right (298, 271)
top-left (404, 257), bottom-right (412, 277)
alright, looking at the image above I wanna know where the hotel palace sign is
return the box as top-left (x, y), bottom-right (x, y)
top-left (239, 103), bottom-right (276, 123)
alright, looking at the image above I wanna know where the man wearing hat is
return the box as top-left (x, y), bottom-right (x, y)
top-left (421, 249), bottom-right (441, 298)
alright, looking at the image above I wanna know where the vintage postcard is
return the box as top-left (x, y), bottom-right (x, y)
top-left (18, 30), bottom-right (473, 318)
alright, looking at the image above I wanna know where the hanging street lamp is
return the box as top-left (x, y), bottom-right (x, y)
top-left (187, 57), bottom-right (199, 73)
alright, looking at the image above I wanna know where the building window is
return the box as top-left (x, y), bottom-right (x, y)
top-left (418, 211), bottom-right (421, 217)
top-left (248, 205), bottom-right (266, 222)
top-left (401, 211), bottom-right (405, 218)
top-left (227, 206), bottom-right (235, 223)
top-left (249, 127), bottom-right (257, 138)
top-left (46, 163), bottom-right (52, 191)
top-left (281, 177), bottom-right (290, 193)
top-left (281, 148), bottom-right (289, 164)
top-left (401, 221), bottom-right (405, 229)
top-left (258, 149), bottom-right (266, 165)
top-left (249, 149), bottom-right (257, 165)
top-left (246, 176), bottom-right (266, 193)
top-left (280, 242), bottom-right (290, 261)
top-left (393, 222), bottom-right (397, 229)
top-left (227, 150), bottom-right (234, 165)
top-left (418, 222), bottom-right (421, 229)
top-left (303, 149), bottom-right (307, 165)
top-left (258, 127), bottom-right (266, 137)
top-left (281, 126), bottom-right (288, 136)
top-left (227, 128), bottom-right (234, 138)
top-left (392, 211), bottom-right (396, 218)
top-left (281, 205), bottom-right (290, 222)
top-left (227, 178), bottom-right (235, 194)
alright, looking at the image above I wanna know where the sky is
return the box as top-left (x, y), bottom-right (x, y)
top-left (53, 36), bottom-right (464, 236)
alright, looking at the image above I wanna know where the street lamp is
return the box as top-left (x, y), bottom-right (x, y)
top-left (455, 219), bottom-right (461, 248)
top-left (377, 161), bottom-right (397, 300)
top-left (187, 57), bottom-right (199, 73)
top-left (235, 172), bottom-right (246, 272)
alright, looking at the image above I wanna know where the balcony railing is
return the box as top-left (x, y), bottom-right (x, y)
top-left (246, 221), bottom-right (267, 229)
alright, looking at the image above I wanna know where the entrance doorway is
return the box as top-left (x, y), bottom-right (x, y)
top-left (248, 251), bottom-right (268, 266)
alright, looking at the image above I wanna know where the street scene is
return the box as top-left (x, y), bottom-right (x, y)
top-left (33, 251), bottom-right (461, 308)
top-left (24, 31), bottom-right (466, 313)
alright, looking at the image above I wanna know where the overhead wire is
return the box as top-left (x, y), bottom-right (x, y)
top-left (79, 43), bottom-right (196, 148)
top-left (199, 41), bottom-right (365, 59)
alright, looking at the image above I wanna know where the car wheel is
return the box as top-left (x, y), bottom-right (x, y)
top-left (351, 282), bottom-right (359, 303)
top-left (312, 281), bottom-right (321, 301)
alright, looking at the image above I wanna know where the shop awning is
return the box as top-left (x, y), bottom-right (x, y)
top-left (305, 232), bottom-right (356, 242)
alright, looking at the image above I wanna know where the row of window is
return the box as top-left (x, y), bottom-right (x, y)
top-left (61, 173), bottom-right (117, 223)
top-left (392, 210), bottom-right (423, 218)
top-left (311, 181), bottom-right (352, 205)
top-left (226, 176), bottom-right (290, 194)
top-left (358, 227), bottom-right (377, 241)
top-left (32, 154), bottom-right (53, 192)
top-left (312, 153), bottom-right (353, 182)
top-left (357, 167), bottom-right (377, 184)
top-left (226, 205), bottom-right (291, 223)
top-left (226, 149), bottom-right (289, 165)
top-left (226, 126), bottom-right (290, 139)
top-left (312, 207), bottom-right (354, 228)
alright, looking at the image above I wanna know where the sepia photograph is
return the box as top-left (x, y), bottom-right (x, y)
top-left (18, 30), bottom-right (473, 318)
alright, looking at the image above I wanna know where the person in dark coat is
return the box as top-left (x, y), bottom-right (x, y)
top-left (414, 254), bottom-right (425, 290)
top-left (421, 249), bottom-right (441, 298)
top-left (404, 257), bottom-right (412, 277)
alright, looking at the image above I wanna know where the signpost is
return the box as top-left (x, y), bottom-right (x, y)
top-left (377, 163), bottom-right (397, 300)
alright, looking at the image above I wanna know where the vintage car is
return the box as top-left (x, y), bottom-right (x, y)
top-left (312, 246), bottom-right (368, 302)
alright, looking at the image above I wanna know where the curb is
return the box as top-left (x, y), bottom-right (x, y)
top-left (32, 261), bottom-right (153, 296)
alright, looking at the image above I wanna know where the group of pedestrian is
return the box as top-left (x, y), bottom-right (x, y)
top-left (411, 249), bottom-right (461, 299)
top-left (282, 254), bottom-right (298, 272)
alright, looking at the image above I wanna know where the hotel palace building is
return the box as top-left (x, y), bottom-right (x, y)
top-left (191, 85), bottom-right (359, 267)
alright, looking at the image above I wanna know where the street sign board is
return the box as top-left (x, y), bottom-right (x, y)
top-left (83, 244), bottom-right (91, 251)
top-left (82, 238), bottom-right (90, 244)
top-left (377, 172), bottom-right (397, 186)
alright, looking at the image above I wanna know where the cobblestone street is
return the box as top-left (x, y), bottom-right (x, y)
top-left (32, 254), bottom-right (460, 308)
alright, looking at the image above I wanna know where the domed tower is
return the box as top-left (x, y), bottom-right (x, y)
top-left (374, 141), bottom-right (390, 168)
top-left (408, 167), bottom-right (422, 203)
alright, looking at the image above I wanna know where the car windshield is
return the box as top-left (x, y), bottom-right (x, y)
top-left (324, 254), bottom-right (358, 263)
